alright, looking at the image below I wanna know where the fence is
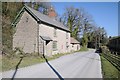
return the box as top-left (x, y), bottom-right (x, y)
top-left (107, 36), bottom-right (120, 55)
top-left (102, 52), bottom-right (120, 71)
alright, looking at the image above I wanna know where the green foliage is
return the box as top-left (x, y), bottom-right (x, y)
top-left (61, 6), bottom-right (108, 48)
top-left (87, 27), bottom-right (108, 48)
top-left (100, 55), bottom-right (119, 78)
top-left (100, 47), bottom-right (120, 78)
top-left (79, 46), bottom-right (88, 51)
top-left (81, 33), bottom-right (88, 47)
top-left (72, 26), bottom-right (79, 39)
top-left (2, 2), bottom-right (24, 22)
top-left (2, 2), bottom-right (24, 54)
top-left (2, 24), bottom-right (13, 55)
top-left (67, 17), bottom-right (72, 33)
top-left (63, 7), bottom-right (81, 39)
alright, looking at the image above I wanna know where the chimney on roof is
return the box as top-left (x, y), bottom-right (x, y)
top-left (48, 5), bottom-right (56, 18)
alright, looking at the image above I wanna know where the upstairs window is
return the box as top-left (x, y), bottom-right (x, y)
top-left (54, 28), bottom-right (57, 37)
top-left (66, 32), bottom-right (68, 39)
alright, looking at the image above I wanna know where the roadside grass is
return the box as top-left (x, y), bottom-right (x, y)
top-left (2, 55), bottom-right (45, 72)
top-left (79, 46), bottom-right (88, 51)
top-left (2, 52), bottom-right (73, 72)
top-left (2, 48), bottom-right (89, 72)
top-left (48, 52), bottom-right (72, 60)
top-left (100, 55), bottom-right (120, 78)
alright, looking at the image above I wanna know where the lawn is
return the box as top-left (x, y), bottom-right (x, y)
top-left (100, 55), bottom-right (120, 78)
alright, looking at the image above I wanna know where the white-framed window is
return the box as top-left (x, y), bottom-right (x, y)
top-left (66, 32), bottom-right (68, 39)
top-left (66, 42), bottom-right (69, 49)
top-left (54, 28), bottom-right (57, 37)
top-left (53, 41), bottom-right (57, 51)
top-left (72, 44), bottom-right (74, 47)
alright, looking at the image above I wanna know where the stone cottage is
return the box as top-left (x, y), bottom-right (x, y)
top-left (12, 5), bottom-right (71, 56)
top-left (70, 37), bottom-right (80, 51)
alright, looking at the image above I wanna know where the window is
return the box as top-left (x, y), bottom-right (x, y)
top-left (54, 28), bottom-right (57, 37)
top-left (66, 42), bottom-right (69, 49)
top-left (66, 32), bottom-right (68, 39)
top-left (72, 44), bottom-right (74, 47)
top-left (53, 41), bottom-right (57, 51)
top-left (26, 16), bottom-right (29, 22)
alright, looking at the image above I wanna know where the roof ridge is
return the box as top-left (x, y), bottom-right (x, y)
top-left (24, 5), bottom-right (70, 32)
top-left (25, 5), bottom-right (55, 21)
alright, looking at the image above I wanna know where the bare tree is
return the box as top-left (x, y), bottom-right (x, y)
top-left (25, 2), bottom-right (51, 15)
top-left (2, 2), bottom-right (24, 54)
top-left (60, 6), bottom-right (82, 39)
top-left (60, 6), bottom-right (95, 40)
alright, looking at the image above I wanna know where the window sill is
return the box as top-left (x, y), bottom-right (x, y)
top-left (53, 49), bottom-right (58, 51)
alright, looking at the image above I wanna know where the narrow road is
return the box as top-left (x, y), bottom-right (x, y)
top-left (2, 49), bottom-right (102, 78)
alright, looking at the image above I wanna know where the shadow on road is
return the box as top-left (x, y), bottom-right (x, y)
top-left (43, 54), bottom-right (64, 80)
top-left (11, 57), bottom-right (23, 80)
top-left (11, 54), bottom-right (64, 80)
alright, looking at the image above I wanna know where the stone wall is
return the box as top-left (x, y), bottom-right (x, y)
top-left (13, 11), bottom-right (38, 53)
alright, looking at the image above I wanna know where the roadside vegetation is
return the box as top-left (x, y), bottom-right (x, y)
top-left (100, 55), bottom-right (119, 78)
top-left (2, 54), bottom-right (44, 71)
top-left (100, 46), bottom-right (120, 78)
top-left (79, 46), bottom-right (88, 51)
top-left (2, 47), bottom-right (88, 72)
top-left (2, 50), bottom-right (74, 72)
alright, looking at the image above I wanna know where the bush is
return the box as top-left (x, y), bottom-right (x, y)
top-left (101, 46), bottom-right (109, 53)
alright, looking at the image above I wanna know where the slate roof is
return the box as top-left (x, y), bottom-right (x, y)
top-left (13, 5), bottom-right (70, 32)
top-left (70, 37), bottom-right (80, 44)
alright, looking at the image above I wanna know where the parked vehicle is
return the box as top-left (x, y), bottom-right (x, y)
top-left (95, 47), bottom-right (102, 53)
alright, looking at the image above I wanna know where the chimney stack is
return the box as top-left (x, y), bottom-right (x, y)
top-left (48, 5), bottom-right (56, 18)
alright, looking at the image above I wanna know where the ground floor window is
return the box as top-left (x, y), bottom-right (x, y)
top-left (53, 41), bottom-right (57, 51)
top-left (66, 42), bottom-right (69, 49)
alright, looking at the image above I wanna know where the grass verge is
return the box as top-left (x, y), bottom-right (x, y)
top-left (79, 46), bottom-right (88, 51)
top-left (2, 48), bottom-right (90, 72)
top-left (100, 55), bottom-right (120, 78)
top-left (2, 52), bottom-right (73, 72)
top-left (2, 56), bottom-right (45, 72)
